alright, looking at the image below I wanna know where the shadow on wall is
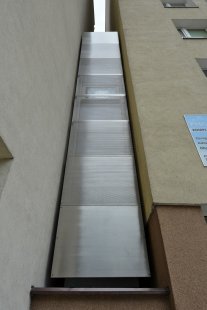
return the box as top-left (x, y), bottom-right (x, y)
top-left (0, 137), bottom-right (13, 198)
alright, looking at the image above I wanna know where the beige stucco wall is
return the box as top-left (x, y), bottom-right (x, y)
top-left (111, 4), bottom-right (207, 308)
top-left (112, 0), bottom-right (207, 218)
top-left (0, 1), bottom-right (93, 309)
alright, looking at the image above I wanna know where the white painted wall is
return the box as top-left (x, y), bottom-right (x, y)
top-left (0, 1), bottom-right (92, 309)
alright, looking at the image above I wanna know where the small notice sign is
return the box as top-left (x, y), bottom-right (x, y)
top-left (184, 114), bottom-right (207, 167)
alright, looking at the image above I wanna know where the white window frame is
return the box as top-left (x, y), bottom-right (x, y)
top-left (163, 0), bottom-right (198, 8)
top-left (180, 28), bottom-right (191, 38)
top-left (180, 28), bottom-right (207, 38)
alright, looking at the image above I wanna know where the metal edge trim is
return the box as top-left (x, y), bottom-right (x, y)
top-left (31, 287), bottom-right (170, 296)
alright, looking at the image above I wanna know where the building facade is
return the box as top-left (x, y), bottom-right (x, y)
top-left (1, 1), bottom-right (207, 310)
top-left (111, 0), bottom-right (207, 309)
top-left (0, 1), bottom-right (93, 309)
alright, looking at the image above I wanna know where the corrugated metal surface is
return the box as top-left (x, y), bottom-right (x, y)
top-left (51, 32), bottom-right (150, 281)
top-left (68, 122), bottom-right (132, 156)
top-left (76, 75), bottom-right (125, 97)
top-left (78, 58), bottom-right (123, 75)
top-left (52, 206), bottom-right (149, 278)
top-left (61, 156), bottom-right (139, 206)
top-left (72, 98), bottom-right (128, 121)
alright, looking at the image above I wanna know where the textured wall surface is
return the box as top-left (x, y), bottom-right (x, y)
top-left (0, 1), bottom-right (92, 309)
top-left (155, 206), bottom-right (207, 310)
top-left (111, 3), bottom-right (207, 310)
top-left (148, 206), bottom-right (207, 309)
top-left (112, 0), bottom-right (207, 217)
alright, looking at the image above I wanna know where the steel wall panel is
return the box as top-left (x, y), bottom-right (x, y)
top-left (68, 121), bottom-right (132, 156)
top-left (72, 98), bottom-right (128, 121)
top-left (51, 31), bottom-right (150, 281)
top-left (82, 32), bottom-right (119, 44)
top-left (76, 76), bottom-right (125, 97)
top-left (52, 205), bottom-right (150, 278)
top-left (78, 59), bottom-right (123, 76)
top-left (80, 44), bottom-right (120, 58)
top-left (61, 156), bottom-right (140, 206)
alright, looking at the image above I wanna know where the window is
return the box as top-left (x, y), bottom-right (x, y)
top-left (201, 205), bottom-right (207, 223)
top-left (196, 59), bottom-right (207, 78)
top-left (163, 0), bottom-right (198, 8)
top-left (179, 28), bottom-right (207, 38)
top-left (0, 137), bottom-right (13, 200)
top-left (173, 19), bottom-right (207, 39)
top-left (76, 76), bottom-right (125, 97)
top-left (203, 70), bottom-right (207, 77)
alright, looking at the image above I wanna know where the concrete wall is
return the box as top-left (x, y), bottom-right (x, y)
top-left (111, 3), bottom-right (207, 308)
top-left (148, 206), bottom-right (207, 310)
top-left (112, 0), bottom-right (207, 218)
top-left (0, 1), bottom-right (93, 309)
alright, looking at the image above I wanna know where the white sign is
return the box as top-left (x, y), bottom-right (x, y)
top-left (184, 114), bottom-right (207, 167)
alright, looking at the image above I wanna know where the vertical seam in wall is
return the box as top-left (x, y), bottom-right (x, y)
top-left (153, 207), bottom-right (177, 310)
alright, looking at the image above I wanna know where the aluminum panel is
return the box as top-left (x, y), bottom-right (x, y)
top-left (51, 31), bottom-right (150, 282)
top-left (76, 76), bottom-right (125, 97)
top-left (82, 32), bottom-right (119, 44)
top-left (81, 44), bottom-right (120, 59)
top-left (51, 205), bottom-right (150, 278)
top-left (61, 156), bottom-right (140, 206)
top-left (78, 59), bottom-right (123, 76)
top-left (72, 98), bottom-right (128, 121)
top-left (68, 121), bottom-right (132, 156)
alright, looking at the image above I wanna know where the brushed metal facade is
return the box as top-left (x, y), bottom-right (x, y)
top-left (51, 206), bottom-right (150, 278)
top-left (72, 98), bottom-right (128, 121)
top-left (68, 121), bottom-right (132, 156)
top-left (80, 44), bottom-right (121, 58)
top-left (76, 75), bottom-right (125, 97)
top-left (78, 58), bottom-right (123, 75)
top-left (51, 32), bottom-right (150, 281)
top-left (61, 156), bottom-right (139, 206)
top-left (82, 32), bottom-right (119, 44)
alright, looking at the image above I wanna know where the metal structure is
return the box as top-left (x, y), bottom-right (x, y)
top-left (51, 32), bottom-right (150, 284)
